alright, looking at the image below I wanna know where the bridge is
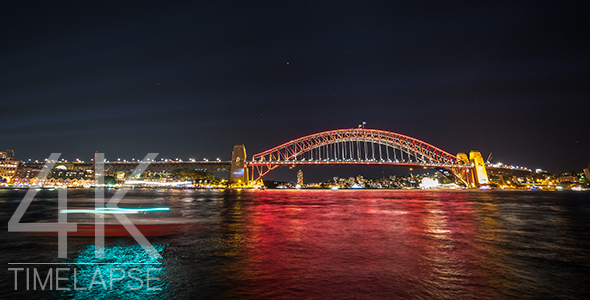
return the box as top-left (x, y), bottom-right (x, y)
top-left (225, 128), bottom-right (493, 187)
top-left (20, 127), bottom-right (526, 188)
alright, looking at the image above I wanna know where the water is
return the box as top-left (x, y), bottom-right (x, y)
top-left (1, 188), bottom-right (589, 299)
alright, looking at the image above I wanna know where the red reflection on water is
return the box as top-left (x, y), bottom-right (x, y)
top-left (232, 190), bottom-right (490, 299)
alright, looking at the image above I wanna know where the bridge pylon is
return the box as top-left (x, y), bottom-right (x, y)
top-left (452, 151), bottom-right (489, 188)
top-left (229, 144), bottom-right (249, 187)
top-left (469, 150), bottom-right (489, 186)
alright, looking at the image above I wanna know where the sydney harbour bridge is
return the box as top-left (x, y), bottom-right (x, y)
top-left (23, 128), bottom-right (522, 188)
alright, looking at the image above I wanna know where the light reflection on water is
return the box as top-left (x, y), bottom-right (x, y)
top-left (61, 242), bottom-right (167, 300)
top-left (0, 189), bottom-right (589, 299)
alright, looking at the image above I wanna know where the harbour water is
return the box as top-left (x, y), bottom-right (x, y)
top-left (1, 188), bottom-right (589, 299)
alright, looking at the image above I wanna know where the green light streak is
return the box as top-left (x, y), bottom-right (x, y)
top-left (60, 207), bottom-right (170, 214)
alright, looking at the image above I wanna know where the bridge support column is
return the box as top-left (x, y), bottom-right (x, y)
top-left (469, 150), bottom-right (489, 186)
top-left (229, 145), bottom-right (249, 186)
top-left (454, 153), bottom-right (473, 187)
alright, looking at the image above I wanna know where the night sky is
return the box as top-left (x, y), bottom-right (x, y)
top-left (1, 1), bottom-right (588, 181)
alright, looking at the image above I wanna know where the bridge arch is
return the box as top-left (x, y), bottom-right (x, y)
top-left (249, 128), bottom-right (462, 181)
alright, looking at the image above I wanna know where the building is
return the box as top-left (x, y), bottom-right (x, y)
top-left (584, 164), bottom-right (590, 183)
top-left (0, 150), bottom-right (20, 183)
top-left (50, 166), bottom-right (87, 179)
top-left (559, 175), bottom-right (578, 183)
top-left (297, 170), bottom-right (303, 186)
top-left (0, 149), bottom-right (15, 159)
top-left (15, 166), bottom-right (41, 179)
top-left (0, 159), bottom-right (19, 182)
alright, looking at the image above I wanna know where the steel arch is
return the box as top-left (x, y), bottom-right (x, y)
top-left (248, 128), bottom-right (461, 181)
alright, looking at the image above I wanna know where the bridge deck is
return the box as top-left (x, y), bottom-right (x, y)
top-left (22, 161), bottom-right (232, 172)
top-left (246, 161), bottom-right (471, 168)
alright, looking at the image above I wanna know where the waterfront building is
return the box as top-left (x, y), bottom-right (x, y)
top-left (15, 166), bottom-right (41, 179)
top-left (0, 150), bottom-right (20, 184)
top-left (297, 170), bottom-right (303, 186)
top-left (559, 175), bottom-right (578, 183)
top-left (50, 166), bottom-right (87, 179)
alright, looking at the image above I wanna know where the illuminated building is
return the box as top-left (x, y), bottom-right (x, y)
top-left (0, 150), bottom-right (20, 183)
top-left (584, 165), bottom-right (590, 183)
top-left (0, 159), bottom-right (19, 181)
top-left (15, 167), bottom-right (41, 179)
top-left (356, 175), bottom-right (364, 184)
top-left (50, 166), bottom-right (87, 179)
top-left (559, 175), bottom-right (578, 183)
top-left (297, 170), bottom-right (303, 186)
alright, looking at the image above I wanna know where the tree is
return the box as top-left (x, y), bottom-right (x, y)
top-left (104, 175), bottom-right (117, 185)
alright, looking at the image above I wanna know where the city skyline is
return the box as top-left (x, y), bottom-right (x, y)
top-left (1, 122), bottom-right (583, 182)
